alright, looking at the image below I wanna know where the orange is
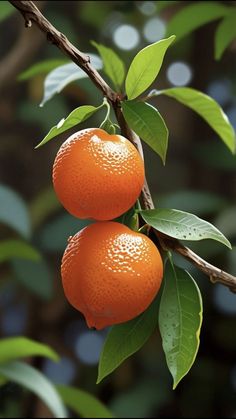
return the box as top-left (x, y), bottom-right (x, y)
top-left (52, 128), bottom-right (145, 221)
top-left (61, 221), bottom-right (163, 330)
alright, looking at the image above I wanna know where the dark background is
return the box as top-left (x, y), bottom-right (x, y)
top-left (0, 1), bottom-right (236, 417)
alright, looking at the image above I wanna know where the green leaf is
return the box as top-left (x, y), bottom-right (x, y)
top-left (166, 2), bottom-right (229, 42)
top-left (0, 1), bottom-right (15, 22)
top-left (156, 1), bottom-right (179, 12)
top-left (11, 259), bottom-right (53, 300)
top-left (0, 184), bottom-right (31, 239)
top-left (0, 361), bottom-right (67, 418)
top-left (125, 36), bottom-right (175, 100)
top-left (36, 105), bottom-right (99, 148)
top-left (92, 41), bottom-right (125, 90)
top-left (97, 297), bottom-right (159, 383)
top-left (40, 54), bottom-right (102, 106)
top-left (57, 385), bottom-right (113, 418)
top-left (29, 186), bottom-right (60, 229)
top-left (158, 87), bottom-right (235, 153)
top-left (0, 337), bottom-right (58, 364)
top-left (18, 59), bottom-right (68, 81)
top-left (122, 101), bottom-right (168, 163)
top-left (0, 240), bottom-right (41, 263)
top-left (140, 208), bottom-right (231, 248)
top-left (159, 260), bottom-right (203, 388)
top-left (214, 12), bottom-right (236, 60)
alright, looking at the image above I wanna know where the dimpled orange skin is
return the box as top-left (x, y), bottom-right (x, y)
top-left (52, 128), bottom-right (145, 221)
top-left (61, 221), bottom-right (163, 330)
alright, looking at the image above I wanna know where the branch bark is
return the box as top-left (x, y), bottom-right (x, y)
top-left (9, 0), bottom-right (236, 292)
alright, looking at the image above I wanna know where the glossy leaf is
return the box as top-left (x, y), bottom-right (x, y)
top-left (159, 261), bottom-right (203, 388)
top-left (57, 385), bottom-right (113, 418)
top-left (92, 41), bottom-right (125, 89)
top-left (0, 1), bottom-right (15, 22)
top-left (125, 36), bottom-right (175, 100)
top-left (97, 297), bottom-right (159, 383)
top-left (0, 337), bottom-right (58, 364)
top-left (36, 105), bottom-right (99, 147)
top-left (18, 59), bottom-right (68, 81)
top-left (40, 54), bottom-right (102, 106)
top-left (11, 259), bottom-right (53, 300)
top-left (122, 101), bottom-right (168, 163)
top-left (166, 2), bottom-right (229, 42)
top-left (140, 208), bottom-right (231, 248)
top-left (0, 240), bottom-right (41, 263)
top-left (215, 12), bottom-right (236, 60)
top-left (158, 87), bottom-right (235, 153)
top-left (0, 184), bottom-right (31, 239)
top-left (0, 361), bottom-right (67, 418)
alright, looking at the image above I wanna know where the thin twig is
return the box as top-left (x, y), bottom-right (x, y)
top-left (9, 0), bottom-right (236, 292)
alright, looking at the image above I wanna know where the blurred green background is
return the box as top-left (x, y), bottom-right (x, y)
top-left (0, 1), bottom-right (236, 417)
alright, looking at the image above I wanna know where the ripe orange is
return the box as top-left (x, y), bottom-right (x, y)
top-left (61, 221), bottom-right (163, 330)
top-left (52, 128), bottom-right (145, 221)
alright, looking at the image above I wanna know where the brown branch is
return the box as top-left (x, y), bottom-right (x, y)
top-left (157, 233), bottom-right (236, 292)
top-left (9, 0), bottom-right (236, 292)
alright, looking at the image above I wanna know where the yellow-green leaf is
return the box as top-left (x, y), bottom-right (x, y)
top-left (57, 385), bottom-right (113, 418)
top-left (125, 36), bottom-right (175, 100)
top-left (0, 337), bottom-right (58, 364)
top-left (215, 12), bottom-right (236, 60)
top-left (36, 105), bottom-right (99, 148)
top-left (159, 87), bottom-right (235, 153)
top-left (92, 41), bottom-right (125, 89)
top-left (166, 2), bottom-right (229, 42)
top-left (0, 240), bottom-right (40, 263)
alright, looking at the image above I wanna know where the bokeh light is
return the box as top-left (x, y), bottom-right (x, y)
top-left (1, 303), bottom-right (28, 336)
top-left (227, 104), bottom-right (236, 129)
top-left (206, 79), bottom-right (231, 107)
top-left (113, 24), bottom-right (140, 50)
top-left (43, 356), bottom-right (76, 384)
top-left (143, 17), bottom-right (166, 43)
top-left (167, 61), bottom-right (192, 86)
top-left (64, 319), bottom-right (88, 349)
top-left (75, 331), bottom-right (104, 365)
top-left (137, 1), bottom-right (156, 16)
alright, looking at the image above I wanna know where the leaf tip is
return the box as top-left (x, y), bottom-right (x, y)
top-left (172, 381), bottom-right (178, 390)
top-left (34, 142), bottom-right (42, 149)
top-left (168, 34), bottom-right (176, 43)
top-left (96, 375), bottom-right (102, 385)
top-left (91, 39), bottom-right (97, 48)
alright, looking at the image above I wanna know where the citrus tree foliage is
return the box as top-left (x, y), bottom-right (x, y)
top-left (1, 1), bottom-right (236, 417)
top-left (33, 35), bottom-right (235, 390)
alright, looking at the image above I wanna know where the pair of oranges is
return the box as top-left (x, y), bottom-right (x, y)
top-left (53, 128), bottom-right (163, 329)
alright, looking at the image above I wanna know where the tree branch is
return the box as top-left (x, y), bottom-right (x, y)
top-left (9, 0), bottom-right (236, 292)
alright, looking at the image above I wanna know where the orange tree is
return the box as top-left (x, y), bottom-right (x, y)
top-left (0, 0), bottom-right (236, 417)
